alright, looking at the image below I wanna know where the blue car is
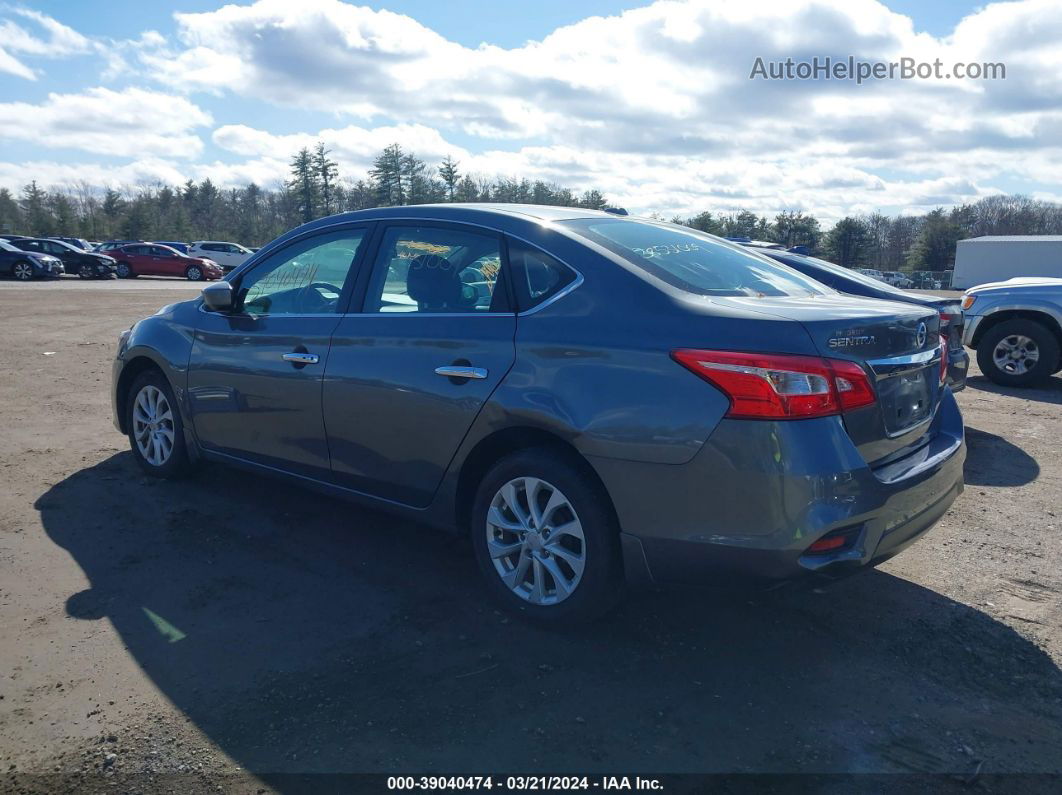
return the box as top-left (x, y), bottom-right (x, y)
top-left (743, 244), bottom-right (969, 391)
top-left (111, 206), bottom-right (965, 622)
top-left (152, 241), bottom-right (190, 254)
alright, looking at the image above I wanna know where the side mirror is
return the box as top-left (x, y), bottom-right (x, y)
top-left (201, 280), bottom-right (234, 312)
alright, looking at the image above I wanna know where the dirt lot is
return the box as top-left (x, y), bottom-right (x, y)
top-left (0, 279), bottom-right (1060, 792)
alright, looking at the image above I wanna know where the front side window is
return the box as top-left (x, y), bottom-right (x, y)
top-left (238, 230), bottom-right (366, 315)
top-left (364, 225), bottom-right (506, 313)
top-left (562, 219), bottom-right (827, 298)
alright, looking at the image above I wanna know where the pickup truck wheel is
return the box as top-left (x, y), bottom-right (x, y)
top-left (977, 319), bottom-right (1060, 388)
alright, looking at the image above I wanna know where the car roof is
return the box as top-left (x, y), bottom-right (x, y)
top-left (313, 203), bottom-right (632, 225)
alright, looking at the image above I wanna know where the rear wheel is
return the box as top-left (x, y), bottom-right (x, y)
top-left (13, 261), bottom-right (34, 281)
top-left (470, 448), bottom-right (623, 624)
top-left (977, 319), bottom-right (1060, 387)
top-left (115, 261), bottom-right (134, 279)
top-left (126, 370), bottom-right (192, 478)
top-left (186, 264), bottom-right (204, 281)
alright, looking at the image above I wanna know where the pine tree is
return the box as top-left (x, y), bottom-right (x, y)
top-left (825, 217), bottom-right (872, 268)
top-left (438, 156), bottom-right (460, 202)
top-left (312, 142), bottom-right (339, 216)
top-left (288, 147), bottom-right (319, 223)
top-left (370, 144), bottom-right (405, 206)
top-left (20, 181), bottom-right (52, 236)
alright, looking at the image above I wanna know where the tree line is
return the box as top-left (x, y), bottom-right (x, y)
top-left (1, 141), bottom-right (1060, 271)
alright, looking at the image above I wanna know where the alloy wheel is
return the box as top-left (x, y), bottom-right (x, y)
top-left (13, 262), bottom-right (33, 281)
top-left (132, 385), bottom-right (175, 466)
top-left (486, 477), bottom-right (586, 605)
top-left (116, 262), bottom-right (131, 278)
top-left (993, 334), bottom-right (1039, 376)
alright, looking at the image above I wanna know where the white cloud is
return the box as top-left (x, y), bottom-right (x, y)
top-left (0, 8), bottom-right (93, 79)
top-left (0, 87), bottom-right (212, 158)
top-left (3, 0), bottom-right (1062, 222)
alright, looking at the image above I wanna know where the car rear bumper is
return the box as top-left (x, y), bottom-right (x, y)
top-left (593, 388), bottom-right (966, 586)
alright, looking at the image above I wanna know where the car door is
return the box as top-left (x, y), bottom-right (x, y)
top-left (323, 222), bottom-right (517, 507)
top-left (186, 225), bottom-right (371, 479)
top-left (146, 245), bottom-right (183, 277)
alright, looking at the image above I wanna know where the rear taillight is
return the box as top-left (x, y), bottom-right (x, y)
top-left (671, 350), bottom-right (876, 420)
top-left (939, 335), bottom-right (948, 384)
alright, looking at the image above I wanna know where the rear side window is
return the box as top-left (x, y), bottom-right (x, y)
top-left (506, 240), bottom-right (577, 312)
top-left (562, 219), bottom-right (826, 298)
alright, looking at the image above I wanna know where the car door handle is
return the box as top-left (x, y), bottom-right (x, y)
top-left (435, 365), bottom-right (488, 379)
top-left (283, 352), bottom-right (320, 365)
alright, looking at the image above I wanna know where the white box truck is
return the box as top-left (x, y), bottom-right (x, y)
top-left (953, 236), bottom-right (1062, 289)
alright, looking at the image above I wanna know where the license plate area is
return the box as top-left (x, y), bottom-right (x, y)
top-left (876, 364), bottom-right (934, 436)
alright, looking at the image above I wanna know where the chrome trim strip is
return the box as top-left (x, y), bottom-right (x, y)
top-left (867, 348), bottom-right (939, 378)
top-left (434, 366), bottom-right (488, 379)
top-left (264, 215), bottom-right (586, 316)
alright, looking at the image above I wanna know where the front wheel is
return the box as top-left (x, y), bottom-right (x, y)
top-left (12, 261), bottom-right (34, 281)
top-left (470, 448), bottom-right (623, 624)
top-left (977, 319), bottom-right (1060, 388)
top-left (78, 263), bottom-right (95, 279)
top-left (115, 261), bottom-right (134, 279)
top-left (126, 370), bottom-right (193, 478)
top-left (186, 265), bottom-right (204, 281)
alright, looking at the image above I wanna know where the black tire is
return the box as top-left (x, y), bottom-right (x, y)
top-left (470, 447), bottom-right (623, 624)
top-left (77, 263), bottom-right (94, 279)
top-left (186, 264), bottom-right (204, 281)
top-left (125, 369), bottom-right (193, 479)
top-left (12, 260), bottom-right (34, 281)
top-left (115, 261), bottom-right (135, 279)
top-left (977, 318), bottom-right (1060, 388)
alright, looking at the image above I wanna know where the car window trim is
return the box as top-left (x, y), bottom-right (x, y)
top-left (333, 217), bottom-right (581, 317)
top-left (213, 222), bottom-right (377, 319)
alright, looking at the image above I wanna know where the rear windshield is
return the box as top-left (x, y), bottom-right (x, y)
top-left (561, 219), bottom-right (827, 297)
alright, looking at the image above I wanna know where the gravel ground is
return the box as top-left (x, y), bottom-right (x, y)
top-left (0, 279), bottom-right (1059, 792)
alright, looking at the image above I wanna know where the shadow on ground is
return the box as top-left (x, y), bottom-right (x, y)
top-left (36, 454), bottom-right (1062, 779)
top-left (966, 374), bottom-right (1062, 406)
top-left (963, 426), bottom-right (1040, 487)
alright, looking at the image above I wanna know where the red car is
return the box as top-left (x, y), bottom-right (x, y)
top-left (112, 243), bottom-right (223, 281)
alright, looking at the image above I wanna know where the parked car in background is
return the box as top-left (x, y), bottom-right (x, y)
top-left (96, 240), bottom-right (143, 252)
top-left (0, 238), bottom-right (64, 280)
top-left (112, 204), bottom-right (965, 622)
top-left (883, 271), bottom-right (913, 288)
top-left (152, 241), bottom-right (190, 254)
top-left (912, 271), bottom-right (943, 289)
top-left (111, 243), bottom-right (223, 281)
top-left (13, 237), bottom-right (117, 279)
top-left (856, 268), bottom-right (887, 283)
top-left (188, 241), bottom-right (253, 273)
top-left (48, 236), bottom-right (91, 251)
top-left (741, 244), bottom-right (969, 390)
top-left (0, 234), bottom-right (31, 242)
top-left (961, 277), bottom-right (1062, 387)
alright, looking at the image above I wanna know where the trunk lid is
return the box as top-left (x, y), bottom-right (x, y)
top-left (721, 294), bottom-right (942, 465)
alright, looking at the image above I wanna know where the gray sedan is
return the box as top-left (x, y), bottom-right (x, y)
top-left (111, 204), bottom-right (965, 622)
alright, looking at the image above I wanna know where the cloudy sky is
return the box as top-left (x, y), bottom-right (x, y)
top-left (1, 0), bottom-right (1060, 219)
